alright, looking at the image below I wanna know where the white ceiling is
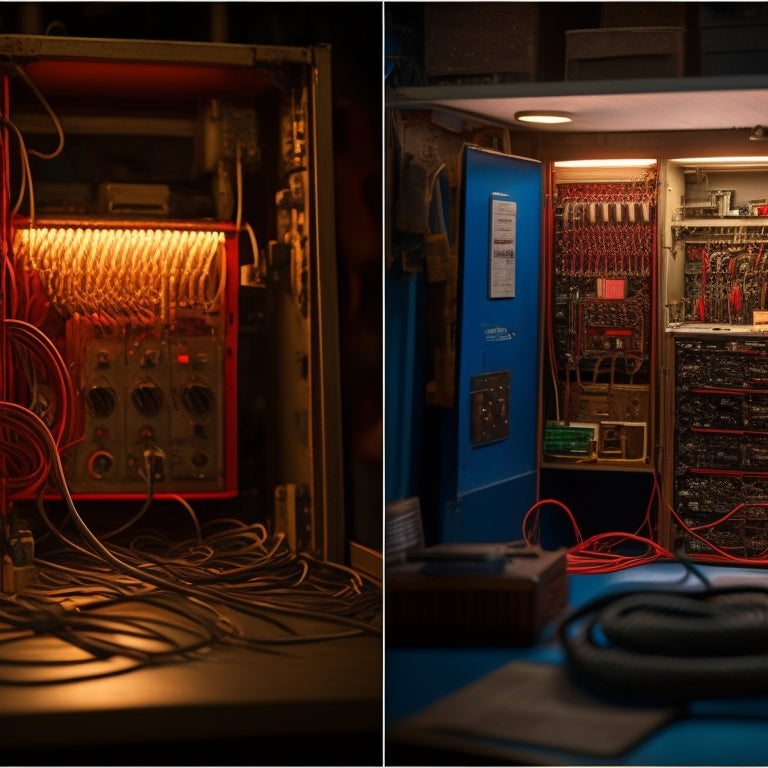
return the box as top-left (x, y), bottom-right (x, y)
top-left (388, 75), bottom-right (768, 134)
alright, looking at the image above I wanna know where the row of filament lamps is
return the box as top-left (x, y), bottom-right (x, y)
top-left (12, 226), bottom-right (226, 324)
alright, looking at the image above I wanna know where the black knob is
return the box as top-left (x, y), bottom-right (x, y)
top-left (86, 385), bottom-right (117, 418)
top-left (181, 382), bottom-right (215, 416)
top-left (131, 379), bottom-right (165, 417)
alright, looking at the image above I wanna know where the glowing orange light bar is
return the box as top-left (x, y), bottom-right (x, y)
top-left (13, 226), bottom-right (227, 320)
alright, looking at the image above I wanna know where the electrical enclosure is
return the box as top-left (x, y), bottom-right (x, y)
top-left (660, 157), bottom-right (768, 559)
top-left (0, 35), bottom-right (344, 561)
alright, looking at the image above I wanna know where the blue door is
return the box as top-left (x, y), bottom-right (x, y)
top-left (439, 146), bottom-right (542, 542)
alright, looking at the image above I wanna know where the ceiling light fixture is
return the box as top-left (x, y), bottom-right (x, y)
top-left (671, 156), bottom-right (768, 164)
top-left (555, 159), bottom-right (656, 169)
top-left (515, 110), bottom-right (573, 125)
top-left (749, 125), bottom-right (768, 141)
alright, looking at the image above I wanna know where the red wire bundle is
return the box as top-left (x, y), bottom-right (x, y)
top-left (522, 493), bottom-right (675, 574)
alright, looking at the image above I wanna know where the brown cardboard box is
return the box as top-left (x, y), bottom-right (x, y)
top-left (565, 26), bottom-right (686, 80)
top-left (425, 2), bottom-right (539, 83)
top-left (387, 546), bottom-right (568, 646)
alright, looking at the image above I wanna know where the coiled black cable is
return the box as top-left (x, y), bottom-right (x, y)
top-left (559, 584), bottom-right (768, 701)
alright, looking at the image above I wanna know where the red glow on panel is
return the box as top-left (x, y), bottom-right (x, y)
top-left (23, 60), bottom-right (276, 100)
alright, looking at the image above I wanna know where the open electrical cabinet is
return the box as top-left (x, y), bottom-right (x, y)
top-left (542, 160), bottom-right (657, 468)
top-left (659, 156), bottom-right (768, 560)
top-left (0, 34), bottom-right (346, 587)
top-left (387, 75), bottom-right (768, 563)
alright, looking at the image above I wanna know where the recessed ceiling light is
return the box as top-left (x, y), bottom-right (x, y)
top-left (515, 110), bottom-right (573, 125)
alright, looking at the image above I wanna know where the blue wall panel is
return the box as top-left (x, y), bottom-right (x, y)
top-left (385, 271), bottom-right (425, 503)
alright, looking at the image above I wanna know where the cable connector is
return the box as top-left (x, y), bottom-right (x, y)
top-left (1, 518), bottom-right (36, 595)
top-left (143, 446), bottom-right (166, 483)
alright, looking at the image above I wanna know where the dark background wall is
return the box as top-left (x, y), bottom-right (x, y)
top-left (0, 2), bottom-right (383, 553)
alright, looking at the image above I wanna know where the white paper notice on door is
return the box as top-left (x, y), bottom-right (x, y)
top-left (489, 195), bottom-right (517, 299)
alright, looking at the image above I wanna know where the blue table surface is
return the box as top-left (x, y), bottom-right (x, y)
top-left (386, 560), bottom-right (768, 765)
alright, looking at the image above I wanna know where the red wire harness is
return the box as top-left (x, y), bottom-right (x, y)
top-left (522, 490), bottom-right (675, 574)
top-left (0, 400), bottom-right (53, 500)
top-left (529, 465), bottom-right (768, 572)
top-left (661, 481), bottom-right (768, 567)
top-left (0, 320), bottom-right (78, 510)
top-left (4, 318), bottom-right (76, 449)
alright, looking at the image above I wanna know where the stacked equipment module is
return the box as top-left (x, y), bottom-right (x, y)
top-left (674, 335), bottom-right (768, 558)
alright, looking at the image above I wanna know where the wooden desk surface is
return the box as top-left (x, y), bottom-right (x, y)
top-left (0, 516), bottom-right (383, 766)
top-left (0, 606), bottom-right (382, 765)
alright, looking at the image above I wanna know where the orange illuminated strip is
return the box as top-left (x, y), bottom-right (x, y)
top-left (13, 226), bottom-right (226, 319)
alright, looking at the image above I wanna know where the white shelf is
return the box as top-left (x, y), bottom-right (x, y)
top-left (674, 218), bottom-right (768, 227)
top-left (668, 323), bottom-right (768, 335)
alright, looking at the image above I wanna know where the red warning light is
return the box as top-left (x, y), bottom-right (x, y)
top-left (177, 353), bottom-right (190, 364)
